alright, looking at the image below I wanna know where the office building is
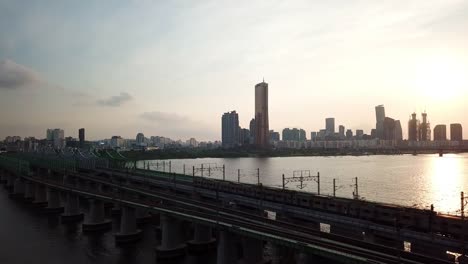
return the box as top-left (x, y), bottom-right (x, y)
top-left (419, 112), bottom-right (431, 141)
top-left (433, 125), bottom-right (447, 141)
top-left (282, 128), bottom-right (306, 142)
top-left (375, 105), bottom-right (385, 139)
top-left (394, 120), bottom-right (403, 141)
top-left (249, 118), bottom-right (256, 144)
top-left (136, 132), bottom-right (145, 146)
top-left (338, 125), bottom-right (345, 138)
top-left (255, 80), bottom-right (269, 148)
top-left (310, 132), bottom-right (317, 142)
top-left (222, 111), bottom-right (240, 148)
top-left (450, 123), bottom-right (463, 141)
top-left (325, 118), bottom-right (335, 136)
top-left (356, 129), bottom-right (364, 139)
top-left (408, 113), bottom-right (419, 141)
top-left (240, 128), bottom-right (251, 145)
top-left (269, 130), bottom-right (280, 142)
top-left (46, 128), bottom-right (65, 149)
top-left (346, 129), bottom-right (353, 139)
top-left (78, 128), bottom-right (85, 148)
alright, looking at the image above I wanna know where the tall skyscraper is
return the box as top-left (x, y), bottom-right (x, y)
top-left (433, 125), bottom-right (447, 141)
top-left (325, 118), bottom-right (335, 136)
top-left (255, 80), bottom-right (269, 148)
top-left (222, 111), bottom-right (240, 148)
top-left (375, 105), bottom-right (386, 139)
top-left (338, 125), bottom-right (345, 138)
top-left (450, 123), bottom-right (463, 141)
top-left (383, 117), bottom-right (395, 140)
top-left (418, 112), bottom-right (431, 141)
top-left (408, 113), bottom-right (419, 141)
top-left (346, 129), bottom-right (353, 139)
top-left (79, 128), bottom-right (85, 148)
top-left (249, 118), bottom-right (256, 144)
top-left (394, 120), bottom-right (403, 141)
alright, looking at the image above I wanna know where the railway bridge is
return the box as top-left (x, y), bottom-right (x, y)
top-left (0, 152), bottom-right (465, 264)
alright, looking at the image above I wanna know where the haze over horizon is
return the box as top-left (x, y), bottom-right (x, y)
top-left (1, 0), bottom-right (467, 141)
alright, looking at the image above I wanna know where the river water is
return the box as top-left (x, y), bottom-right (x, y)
top-left (141, 153), bottom-right (468, 215)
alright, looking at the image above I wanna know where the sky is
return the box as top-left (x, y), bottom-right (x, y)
top-left (1, 0), bottom-right (468, 141)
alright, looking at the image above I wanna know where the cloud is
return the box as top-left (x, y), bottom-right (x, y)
top-left (0, 59), bottom-right (41, 89)
top-left (97, 92), bottom-right (133, 107)
top-left (140, 111), bottom-right (190, 124)
top-left (140, 111), bottom-right (217, 140)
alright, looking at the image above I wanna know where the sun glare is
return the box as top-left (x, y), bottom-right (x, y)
top-left (413, 56), bottom-right (468, 101)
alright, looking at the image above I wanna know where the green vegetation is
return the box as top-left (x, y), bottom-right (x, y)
top-left (119, 147), bottom-right (403, 161)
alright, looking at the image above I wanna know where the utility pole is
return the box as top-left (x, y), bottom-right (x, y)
top-left (353, 177), bottom-right (359, 199)
top-left (317, 172), bottom-right (320, 195)
top-left (169, 161), bottom-right (172, 173)
top-left (238, 169), bottom-right (240, 183)
top-left (222, 164), bottom-right (225, 181)
top-left (333, 178), bottom-right (336, 197)
top-left (183, 164), bottom-right (185, 175)
top-left (282, 174), bottom-right (285, 190)
top-left (192, 166), bottom-right (195, 178)
top-left (257, 168), bottom-right (260, 186)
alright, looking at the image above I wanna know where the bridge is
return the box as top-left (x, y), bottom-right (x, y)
top-left (0, 151), bottom-right (465, 264)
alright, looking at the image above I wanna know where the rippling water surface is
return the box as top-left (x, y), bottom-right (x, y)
top-left (143, 154), bottom-right (468, 214)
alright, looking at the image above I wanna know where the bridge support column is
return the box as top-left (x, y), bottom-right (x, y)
top-left (136, 208), bottom-right (151, 225)
top-left (82, 199), bottom-right (112, 232)
top-left (241, 236), bottom-right (264, 263)
top-left (187, 223), bottom-right (216, 254)
top-left (46, 188), bottom-right (64, 213)
top-left (0, 170), bottom-right (7, 183)
top-left (217, 230), bottom-right (238, 264)
top-left (5, 174), bottom-right (15, 191)
top-left (296, 252), bottom-right (314, 264)
top-left (270, 243), bottom-right (295, 264)
top-left (32, 184), bottom-right (48, 207)
top-left (61, 193), bottom-right (84, 223)
top-left (24, 181), bottom-right (35, 202)
top-left (115, 206), bottom-right (142, 244)
top-left (10, 177), bottom-right (25, 199)
top-left (155, 213), bottom-right (187, 259)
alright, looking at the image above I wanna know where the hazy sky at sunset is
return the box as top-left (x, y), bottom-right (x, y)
top-left (1, 0), bottom-right (467, 141)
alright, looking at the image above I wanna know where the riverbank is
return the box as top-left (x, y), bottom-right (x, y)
top-left (120, 148), bottom-right (401, 160)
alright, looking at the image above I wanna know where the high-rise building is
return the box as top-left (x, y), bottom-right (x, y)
top-left (408, 113), bottom-right (419, 141)
top-left (338, 125), bottom-right (345, 138)
top-left (269, 130), bottom-right (280, 142)
top-left (310, 132), bottom-right (317, 142)
top-left (255, 81), bottom-right (269, 148)
top-left (325, 118), bottom-right (335, 136)
top-left (356, 129), bottom-right (364, 139)
top-left (433, 125), bottom-right (447, 141)
top-left (394, 120), bottom-right (403, 141)
top-left (375, 105), bottom-right (386, 139)
top-left (282, 128), bottom-right (306, 142)
top-left (419, 112), bottom-right (431, 141)
top-left (249, 118), bottom-right (256, 144)
top-left (78, 128), bottom-right (85, 148)
top-left (136, 132), bottom-right (145, 146)
top-left (240, 128), bottom-right (251, 145)
top-left (46, 128), bottom-right (65, 149)
top-left (450, 123), bottom-right (463, 141)
top-left (383, 117), bottom-right (395, 140)
top-left (346, 129), bottom-right (353, 139)
top-left (222, 111), bottom-right (240, 148)
top-left (299, 129), bottom-right (306, 141)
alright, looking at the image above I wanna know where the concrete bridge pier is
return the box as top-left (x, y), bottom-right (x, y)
top-left (82, 199), bottom-right (112, 232)
top-left (136, 208), bottom-right (151, 225)
top-left (46, 188), bottom-right (64, 213)
top-left (115, 206), bottom-right (142, 244)
top-left (155, 213), bottom-right (187, 260)
top-left (24, 181), bottom-right (35, 202)
top-left (187, 223), bottom-right (216, 254)
top-left (61, 193), bottom-right (84, 223)
top-left (0, 170), bottom-right (7, 183)
top-left (217, 229), bottom-right (238, 264)
top-left (32, 184), bottom-right (48, 207)
top-left (241, 236), bottom-right (264, 263)
top-left (10, 177), bottom-right (25, 199)
top-left (5, 173), bottom-right (15, 191)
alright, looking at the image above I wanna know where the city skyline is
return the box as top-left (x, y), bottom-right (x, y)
top-left (1, 1), bottom-right (468, 141)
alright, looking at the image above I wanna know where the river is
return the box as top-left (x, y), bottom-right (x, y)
top-left (140, 153), bottom-right (468, 215)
